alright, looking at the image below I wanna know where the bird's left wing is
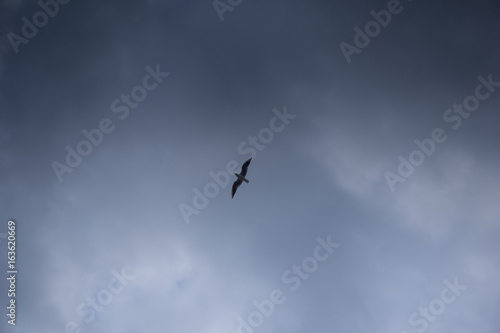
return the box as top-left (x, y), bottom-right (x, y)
top-left (232, 179), bottom-right (242, 198)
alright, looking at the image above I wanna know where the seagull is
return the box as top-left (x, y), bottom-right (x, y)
top-left (232, 158), bottom-right (252, 198)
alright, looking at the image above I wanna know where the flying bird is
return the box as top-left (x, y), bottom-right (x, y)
top-left (232, 158), bottom-right (252, 198)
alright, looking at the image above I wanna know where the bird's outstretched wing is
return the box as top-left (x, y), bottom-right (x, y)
top-left (232, 179), bottom-right (243, 198)
top-left (240, 158), bottom-right (252, 177)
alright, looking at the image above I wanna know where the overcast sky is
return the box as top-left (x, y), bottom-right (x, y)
top-left (1, 0), bottom-right (500, 332)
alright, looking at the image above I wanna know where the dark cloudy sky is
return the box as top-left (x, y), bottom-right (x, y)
top-left (1, 0), bottom-right (499, 332)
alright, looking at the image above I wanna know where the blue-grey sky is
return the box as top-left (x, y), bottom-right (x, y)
top-left (1, 0), bottom-right (499, 333)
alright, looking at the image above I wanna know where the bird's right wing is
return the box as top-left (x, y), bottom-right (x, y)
top-left (240, 158), bottom-right (252, 177)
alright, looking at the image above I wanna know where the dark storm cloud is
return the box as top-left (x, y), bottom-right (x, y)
top-left (1, 1), bottom-right (499, 333)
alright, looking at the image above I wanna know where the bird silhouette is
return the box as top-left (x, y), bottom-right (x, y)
top-left (231, 158), bottom-right (252, 198)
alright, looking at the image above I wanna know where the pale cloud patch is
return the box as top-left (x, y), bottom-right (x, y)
top-left (302, 128), bottom-right (389, 197)
top-left (306, 119), bottom-right (500, 241)
top-left (390, 149), bottom-right (500, 239)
